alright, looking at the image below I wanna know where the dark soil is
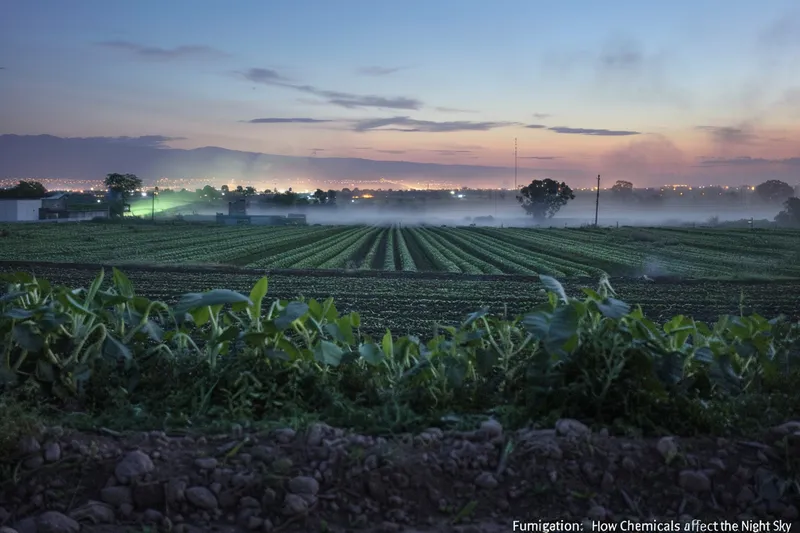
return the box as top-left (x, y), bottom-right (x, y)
top-left (2, 419), bottom-right (800, 532)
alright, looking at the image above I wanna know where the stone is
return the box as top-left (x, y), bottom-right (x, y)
top-left (186, 486), bottom-right (218, 510)
top-left (115, 450), bottom-right (154, 483)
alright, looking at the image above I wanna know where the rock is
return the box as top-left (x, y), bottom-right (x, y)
top-left (165, 478), bottom-right (187, 504)
top-left (657, 437), bottom-right (679, 462)
top-left (142, 509), bottom-right (164, 523)
top-left (18, 436), bottom-right (41, 455)
top-left (283, 494), bottom-right (309, 515)
top-left (43, 442), bottom-right (61, 463)
top-left (306, 423), bottom-right (327, 447)
top-left (69, 500), bottom-right (115, 524)
top-left (36, 511), bottom-right (80, 533)
top-left (480, 419), bottom-right (503, 439)
top-left (0, 527), bottom-right (20, 533)
top-left (287, 476), bottom-right (319, 497)
top-left (115, 450), bottom-right (154, 483)
top-left (100, 485), bottom-right (132, 506)
top-left (194, 457), bottom-right (218, 470)
top-left (474, 472), bottom-right (499, 489)
top-left (555, 419), bottom-right (590, 438)
top-left (11, 518), bottom-right (36, 533)
top-left (274, 428), bottom-right (296, 444)
top-left (587, 505), bottom-right (607, 520)
top-left (246, 516), bottom-right (263, 530)
top-left (678, 470), bottom-right (711, 492)
top-left (186, 486), bottom-right (218, 510)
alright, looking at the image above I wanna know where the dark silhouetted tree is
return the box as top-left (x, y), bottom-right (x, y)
top-left (775, 197), bottom-right (800, 227)
top-left (0, 180), bottom-right (47, 198)
top-left (221, 185), bottom-right (229, 193)
top-left (755, 180), bottom-right (793, 203)
top-left (104, 173), bottom-right (142, 217)
top-left (326, 189), bottom-right (337, 204)
top-left (517, 179), bottom-right (575, 220)
top-left (243, 186), bottom-right (257, 197)
top-left (611, 180), bottom-right (634, 198)
top-left (312, 189), bottom-right (328, 204)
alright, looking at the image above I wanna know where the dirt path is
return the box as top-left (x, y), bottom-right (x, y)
top-left (2, 419), bottom-right (799, 532)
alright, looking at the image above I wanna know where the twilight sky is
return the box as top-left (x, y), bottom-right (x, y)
top-left (1, 0), bottom-right (799, 188)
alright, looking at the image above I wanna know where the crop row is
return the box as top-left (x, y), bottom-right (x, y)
top-left (2, 223), bottom-right (799, 278)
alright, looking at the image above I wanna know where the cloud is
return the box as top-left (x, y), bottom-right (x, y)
top-left (519, 156), bottom-right (560, 160)
top-left (695, 126), bottom-right (758, 145)
top-left (525, 124), bottom-right (547, 129)
top-left (532, 113), bottom-right (550, 119)
top-left (431, 150), bottom-right (473, 156)
top-left (357, 66), bottom-right (404, 76)
top-left (548, 127), bottom-right (641, 136)
top-left (72, 135), bottom-right (185, 148)
top-left (757, 9), bottom-right (800, 49)
top-left (242, 67), bottom-right (422, 110)
top-left (698, 156), bottom-right (800, 167)
top-left (96, 41), bottom-right (227, 60)
top-left (243, 117), bottom-right (333, 124)
top-left (350, 116), bottom-right (518, 133)
top-left (435, 107), bottom-right (477, 114)
top-left (377, 150), bottom-right (407, 154)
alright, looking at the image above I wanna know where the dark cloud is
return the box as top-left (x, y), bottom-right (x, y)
top-left (698, 156), bottom-right (800, 167)
top-left (242, 68), bottom-right (287, 84)
top-left (70, 135), bottom-right (185, 148)
top-left (351, 116), bottom-right (517, 133)
top-left (243, 117), bottom-right (333, 124)
top-left (377, 150), bottom-right (407, 154)
top-left (532, 113), bottom-right (551, 119)
top-left (435, 107), bottom-right (477, 114)
top-left (598, 39), bottom-right (644, 71)
top-left (548, 127), bottom-right (640, 136)
top-left (243, 67), bottom-right (421, 110)
top-left (357, 66), bottom-right (404, 76)
top-left (525, 124), bottom-right (547, 129)
top-left (695, 126), bottom-right (757, 144)
top-left (519, 156), bottom-right (560, 160)
top-left (431, 150), bottom-right (473, 156)
top-left (96, 41), bottom-right (227, 60)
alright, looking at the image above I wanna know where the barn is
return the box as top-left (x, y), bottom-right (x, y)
top-left (0, 199), bottom-right (44, 222)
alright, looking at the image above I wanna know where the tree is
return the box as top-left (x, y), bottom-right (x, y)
top-left (0, 180), bottom-right (47, 198)
top-left (755, 180), bottom-right (794, 203)
top-left (104, 173), bottom-right (142, 200)
top-left (312, 189), bottom-right (328, 204)
top-left (517, 179), bottom-right (575, 220)
top-left (243, 186), bottom-right (257, 197)
top-left (775, 197), bottom-right (800, 227)
top-left (104, 173), bottom-right (142, 218)
top-left (611, 180), bottom-right (634, 197)
top-left (235, 185), bottom-right (244, 194)
top-left (326, 189), bottom-right (337, 204)
top-left (221, 185), bottom-right (229, 193)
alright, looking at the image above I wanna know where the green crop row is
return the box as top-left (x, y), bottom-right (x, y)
top-left (1, 269), bottom-right (799, 437)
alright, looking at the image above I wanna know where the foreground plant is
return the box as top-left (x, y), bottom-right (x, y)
top-left (1, 269), bottom-right (798, 435)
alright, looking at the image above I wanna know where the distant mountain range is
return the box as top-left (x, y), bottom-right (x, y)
top-left (0, 134), bottom-right (520, 186)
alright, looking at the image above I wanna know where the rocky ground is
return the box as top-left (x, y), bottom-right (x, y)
top-left (1, 419), bottom-right (800, 533)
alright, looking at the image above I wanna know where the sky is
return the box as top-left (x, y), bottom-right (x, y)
top-left (1, 0), bottom-right (799, 188)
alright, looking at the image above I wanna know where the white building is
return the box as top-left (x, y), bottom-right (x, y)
top-left (0, 199), bottom-right (43, 222)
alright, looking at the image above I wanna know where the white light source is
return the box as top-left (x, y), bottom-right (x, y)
top-left (141, 192), bottom-right (147, 197)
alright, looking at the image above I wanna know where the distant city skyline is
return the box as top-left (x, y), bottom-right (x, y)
top-left (1, 1), bottom-right (799, 187)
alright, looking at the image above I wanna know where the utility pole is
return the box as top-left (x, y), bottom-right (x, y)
top-left (151, 186), bottom-right (159, 222)
top-left (514, 138), bottom-right (518, 191)
top-left (594, 175), bottom-right (600, 227)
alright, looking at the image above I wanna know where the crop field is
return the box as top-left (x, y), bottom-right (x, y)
top-left (2, 222), bottom-right (800, 279)
top-left (2, 264), bottom-right (799, 337)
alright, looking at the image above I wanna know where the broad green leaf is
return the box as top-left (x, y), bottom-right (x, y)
top-left (336, 317), bottom-right (355, 345)
top-left (275, 301), bottom-right (309, 330)
top-left (112, 267), bottom-right (135, 298)
top-left (349, 311), bottom-right (361, 329)
top-left (359, 342), bottom-right (384, 366)
top-left (277, 338), bottom-right (303, 360)
top-left (58, 292), bottom-right (95, 316)
top-left (247, 277), bottom-right (269, 320)
top-left (314, 340), bottom-right (344, 366)
top-left (307, 299), bottom-right (323, 321)
top-left (4, 308), bottom-right (34, 320)
top-left (381, 329), bottom-right (394, 358)
top-left (86, 269), bottom-right (105, 303)
top-left (463, 308), bottom-right (489, 327)
top-left (595, 298), bottom-right (631, 319)
top-left (190, 306), bottom-right (211, 326)
top-left (539, 275), bottom-right (568, 303)
top-left (12, 323), bottom-right (43, 352)
top-left (175, 290), bottom-right (251, 315)
top-left (103, 334), bottom-right (132, 364)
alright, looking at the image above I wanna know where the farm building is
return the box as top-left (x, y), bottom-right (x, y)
top-left (0, 199), bottom-right (44, 222)
top-left (39, 192), bottom-right (110, 220)
top-left (214, 200), bottom-right (307, 225)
